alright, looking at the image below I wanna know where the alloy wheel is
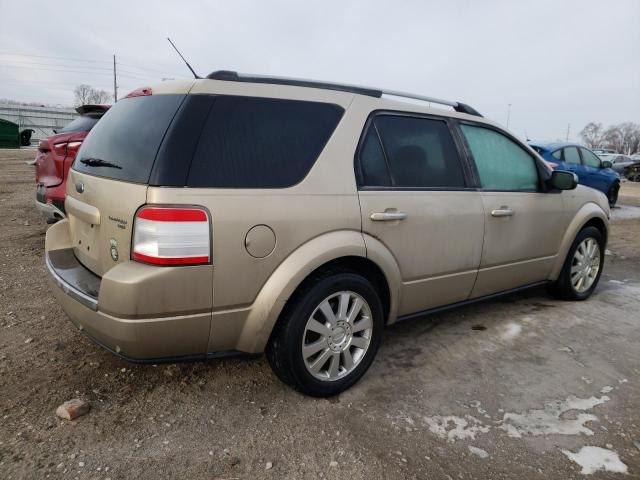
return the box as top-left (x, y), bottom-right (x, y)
top-left (302, 291), bottom-right (373, 381)
top-left (571, 237), bottom-right (600, 293)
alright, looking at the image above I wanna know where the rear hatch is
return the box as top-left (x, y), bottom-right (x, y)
top-left (66, 92), bottom-right (187, 276)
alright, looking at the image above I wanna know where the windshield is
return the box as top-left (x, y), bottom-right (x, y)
top-left (59, 114), bottom-right (100, 133)
top-left (73, 94), bottom-right (185, 183)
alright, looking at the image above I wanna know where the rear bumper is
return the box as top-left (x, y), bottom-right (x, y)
top-left (45, 220), bottom-right (213, 361)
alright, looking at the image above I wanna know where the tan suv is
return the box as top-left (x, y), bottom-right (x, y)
top-left (45, 72), bottom-right (610, 396)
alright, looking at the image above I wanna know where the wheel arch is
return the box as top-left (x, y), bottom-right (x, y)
top-left (549, 203), bottom-right (609, 280)
top-left (235, 230), bottom-right (400, 353)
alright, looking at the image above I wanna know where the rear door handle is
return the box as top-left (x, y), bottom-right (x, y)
top-left (491, 207), bottom-right (514, 217)
top-left (370, 211), bottom-right (408, 221)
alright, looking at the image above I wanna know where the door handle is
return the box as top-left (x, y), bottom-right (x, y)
top-left (370, 211), bottom-right (408, 221)
top-left (491, 207), bottom-right (514, 217)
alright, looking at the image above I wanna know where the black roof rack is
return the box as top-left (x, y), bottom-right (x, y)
top-left (206, 70), bottom-right (482, 117)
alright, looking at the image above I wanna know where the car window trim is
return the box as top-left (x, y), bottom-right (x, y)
top-left (453, 119), bottom-right (548, 193)
top-left (354, 110), bottom-right (476, 191)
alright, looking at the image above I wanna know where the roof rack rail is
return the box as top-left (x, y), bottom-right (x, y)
top-left (206, 70), bottom-right (482, 117)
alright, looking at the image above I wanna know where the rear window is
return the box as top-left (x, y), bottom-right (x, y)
top-left (186, 96), bottom-right (344, 188)
top-left (73, 94), bottom-right (185, 183)
top-left (59, 115), bottom-right (100, 133)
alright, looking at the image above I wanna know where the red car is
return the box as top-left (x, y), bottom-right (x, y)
top-left (34, 104), bottom-right (110, 222)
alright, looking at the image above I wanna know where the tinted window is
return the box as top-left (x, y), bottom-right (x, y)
top-left (461, 124), bottom-right (538, 191)
top-left (552, 149), bottom-right (562, 160)
top-left (74, 95), bottom-right (185, 183)
top-left (187, 96), bottom-right (344, 188)
top-left (360, 115), bottom-right (465, 188)
top-left (564, 146), bottom-right (581, 165)
top-left (581, 148), bottom-right (602, 168)
top-left (59, 115), bottom-right (100, 133)
top-left (359, 128), bottom-right (391, 186)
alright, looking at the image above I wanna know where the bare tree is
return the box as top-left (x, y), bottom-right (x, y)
top-left (579, 122), bottom-right (605, 149)
top-left (87, 88), bottom-right (112, 105)
top-left (74, 85), bottom-right (112, 106)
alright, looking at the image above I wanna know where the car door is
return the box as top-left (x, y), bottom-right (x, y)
top-left (357, 113), bottom-right (485, 317)
top-left (580, 147), bottom-right (608, 192)
top-left (562, 145), bottom-right (586, 178)
top-left (457, 123), bottom-right (568, 298)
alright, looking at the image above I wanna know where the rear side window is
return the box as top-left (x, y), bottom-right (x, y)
top-left (187, 96), bottom-right (344, 188)
top-left (564, 146), bottom-right (581, 165)
top-left (359, 115), bottom-right (465, 188)
top-left (74, 94), bottom-right (185, 183)
top-left (552, 150), bottom-right (562, 160)
top-left (461, 124), bottom-right (538, 191)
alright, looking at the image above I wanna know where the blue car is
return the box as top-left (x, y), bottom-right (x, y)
top-left (529, 142), bottom-right (620, 206)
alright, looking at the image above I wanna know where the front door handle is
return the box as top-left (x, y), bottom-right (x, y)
top-left (491, 207), bottom-right (514, 217)
top-left (370, 211), bottom-right (408, 221)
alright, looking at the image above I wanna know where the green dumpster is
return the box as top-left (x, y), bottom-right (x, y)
top-left (0, 118), bottom-right (20, 149)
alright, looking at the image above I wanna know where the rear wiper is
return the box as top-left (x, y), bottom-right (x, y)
top-left (80, 157), bottom-right (122, 169)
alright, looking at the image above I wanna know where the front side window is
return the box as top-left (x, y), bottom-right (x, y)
top-left (564, 147), bottom-right (581, 165)
top-left (581, 148), bottom-right (602, 168)
top-left (460, 124), bottom-right (538, 191)
top-left (359, 115), bottom-right (465, 188)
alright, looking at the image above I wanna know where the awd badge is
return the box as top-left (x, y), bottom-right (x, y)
top-left (109, 239), bottom-right (119, 262)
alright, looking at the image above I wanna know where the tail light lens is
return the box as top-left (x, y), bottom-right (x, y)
top-left (52, 141), bottom-right (83, 158)
top-left (132, 206), bottom-right (211, 266)
top-left (546, 161), bottom-right (559, 168)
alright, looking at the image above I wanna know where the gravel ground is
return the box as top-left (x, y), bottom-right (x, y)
top-left (1, 148), bottom-right (639, 479)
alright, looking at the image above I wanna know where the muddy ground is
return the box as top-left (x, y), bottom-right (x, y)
top-left (1, 148), bottom-right (639, 479)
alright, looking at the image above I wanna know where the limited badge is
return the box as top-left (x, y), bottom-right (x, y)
top-left (109, 238), bottom-right (119, 262)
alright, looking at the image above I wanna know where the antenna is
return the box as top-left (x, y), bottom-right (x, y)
top-left (167, 37), bottom-right (200, 79)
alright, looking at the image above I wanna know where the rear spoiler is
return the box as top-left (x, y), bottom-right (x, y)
top-left (75, 104), bottom-right (111, 116)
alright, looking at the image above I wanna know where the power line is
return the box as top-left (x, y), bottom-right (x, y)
top-left (0, 63), bottom-right (158, 81)
top-left (0, 52), bottom-right (112, 64)
top-left (0, 59), bottom-right (115, 71)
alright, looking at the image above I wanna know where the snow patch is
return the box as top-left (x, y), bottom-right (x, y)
top-left (600, 386), bottom-right (613, 394)
top-left (501, 323), bottom-right (522, 340)
top-left (611, 204), bottom-right (640, 220)
top-left (468, 446), bottom-right (489, 459)
top-left (562, 446), bottom-right (627, 475)
top-left (500, 396), bottom-right (609, 438)
top-left (423, 415), bottom-right (490, 442)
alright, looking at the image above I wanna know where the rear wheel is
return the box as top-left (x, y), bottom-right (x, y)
top-left (607, 183), bottom-right (619, 207)
top-left (548, 226), bottom-right (604, 300)
top-left (266, 270), bottom-right (383, 397)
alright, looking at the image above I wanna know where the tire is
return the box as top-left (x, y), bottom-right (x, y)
top-left (607, 183), bottom-right (619, 207)
top-left (266, 269), bottom-right (384, 397)
top-left (548, 226), bottom-right (604, 301)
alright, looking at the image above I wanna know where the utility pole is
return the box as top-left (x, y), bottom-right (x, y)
top-left (506, 103), bottom-right (511, 129)
top-left (565, 123), bottom-right (570, 142)
top-left (113, 54), bottom-right (118, 102)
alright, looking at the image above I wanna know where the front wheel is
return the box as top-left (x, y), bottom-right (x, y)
top-left (548, 226), bottom-right (604, 301)
top-left (607, 183), bottom-right (619, 207)
top-left (266, 270), bottom-right (384, 397)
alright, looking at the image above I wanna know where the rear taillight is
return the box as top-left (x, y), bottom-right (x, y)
top-left (132, 206), bottom-right (211, 266)
top-left (52, 141), bottom-right (83, 158)
top-left (546, 161), bottom-right (559, 168)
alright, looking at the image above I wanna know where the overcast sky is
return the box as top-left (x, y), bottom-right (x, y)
top-left (1, 0), bottom-right (638, 142)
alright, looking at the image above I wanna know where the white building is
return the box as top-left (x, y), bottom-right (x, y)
top-left (0, 103), bottom-right (78, 145)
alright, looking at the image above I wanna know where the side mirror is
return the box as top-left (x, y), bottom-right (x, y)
top-left (548, 170), bottom-right (578, 191)
top-left (601, 160), bottom-right (612, 169)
